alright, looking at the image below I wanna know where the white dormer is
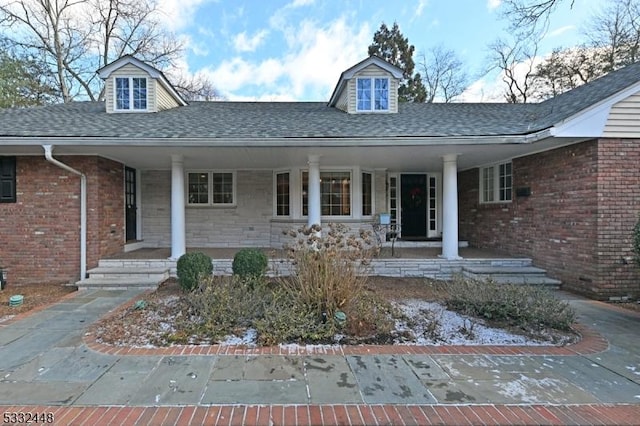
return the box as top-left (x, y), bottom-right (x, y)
top-left (97, 55), bottom-right (187, 113)
top-left (328, 56), bottom-right (404, 114)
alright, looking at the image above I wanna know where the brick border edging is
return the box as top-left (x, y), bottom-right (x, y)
top-left (2, 403), bottom-right (640, 425)
top-left (83, 299), bottom-right (609, 357)
top-left (1, 286), bottom-right (609, 357)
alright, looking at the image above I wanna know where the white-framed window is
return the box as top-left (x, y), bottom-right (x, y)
top-left (356, 77), bottom-right (389, 112)
top-left (480, 161), bottom-right (512, 203)
top-left (302, 170), bottom-right (352, 216)
top-left (275, 171), bottom-right (290, 216)
top-left (362, 171), bottom-right (373, 216)
top-left (187, 171), bottom-right (236, 206)
top-left (115, 77), bottom-right (148, 111)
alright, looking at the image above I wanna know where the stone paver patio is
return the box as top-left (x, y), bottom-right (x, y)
top-left (0, 288), bottom-right (639, 425)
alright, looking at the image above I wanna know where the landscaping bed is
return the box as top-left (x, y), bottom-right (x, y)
top-left (0, 283), bottom-right (77, 322)
top-left (89, 276), bottom-right (579, 348)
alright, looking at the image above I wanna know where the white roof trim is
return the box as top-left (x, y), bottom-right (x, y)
top-left (328, 56), bottom-right (404, 107)
top-left (96, 56), bottom-right (187, 107)
top-left (551, 79), bottom-right (640, 138)
top-left (97, 56), bottom-right (161, 79)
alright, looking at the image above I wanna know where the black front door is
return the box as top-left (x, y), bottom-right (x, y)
top-left (125, 167), bottom-right (137, 242)
top-left (401, 174), bottom-right (427, 239)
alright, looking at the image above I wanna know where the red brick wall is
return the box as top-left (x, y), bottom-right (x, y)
top-left (0, 156), bottom-right (124, 285)
top-left (595, 139), bottom-right (640, 298)
top-left (459, 140), bottom-right (606, 298)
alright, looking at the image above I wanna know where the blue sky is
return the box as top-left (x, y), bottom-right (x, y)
top-left (157, 0), bottom-right (602, 102)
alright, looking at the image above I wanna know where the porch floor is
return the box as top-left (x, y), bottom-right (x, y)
top-left (110, 246), bottom-right (517, 260)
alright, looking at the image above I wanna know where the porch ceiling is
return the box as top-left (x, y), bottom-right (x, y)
top-left (0, 136), bottom-right (588, 171)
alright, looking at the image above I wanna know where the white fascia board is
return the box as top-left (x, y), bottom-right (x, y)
top-left (341, 57), bottom-right (404, 79)
top-left (550, 104), bottom-right (611, 138)
top-left (550, 80), bottom-right (640, 138)
top-left (97, 56), bottom-right (162, 79)
top-left (0, 131), bottom-right (551, 148)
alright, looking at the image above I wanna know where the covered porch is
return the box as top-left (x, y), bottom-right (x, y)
top-left (79, 245), bottom-right (560, 290)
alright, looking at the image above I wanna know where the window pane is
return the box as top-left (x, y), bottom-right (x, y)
top-left (115, 78), bottom-right (130, 110)
top-left (276, 172), bottom-right (290, 216)
top-left (482, 167), bottom-right (494, 202)
top-left (499, 162), bottom-right (513, 201)
top-left (302, 172), bottom-right (308, 216)
top-left (188, 172), bottom-right (208, 204)
top-left (213, 173), bottom-right (233, 204)
top-left (133, 78), bottom-right (147, 110)
top-left (303, 171), bottom-right (351, 216)
top-left (374, 78), bottom-right (389, 110)
top-left (321, 172), bottom-right (351, 216)
top-left (362, 172), bottom-right (372, 216)
top-left (357, 78), bottom-right (371, 111)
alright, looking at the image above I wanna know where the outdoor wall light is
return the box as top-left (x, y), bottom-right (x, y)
top-left (0, 267), bottom-right (6, 290)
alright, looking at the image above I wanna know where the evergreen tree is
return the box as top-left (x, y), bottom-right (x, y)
top-left (0, 40), bottom-right (59, 108)
top-left (368, 22), bottom-right (427, 103)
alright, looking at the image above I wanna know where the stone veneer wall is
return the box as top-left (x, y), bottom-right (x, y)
top-left (142, 170), bottom-right (273, 247)
top-left (142, 169), bottom-right (387, 249)
top-left (459, 139), bottom-right (640, 299)
top-left (0, 156), bottom-right (124, 285)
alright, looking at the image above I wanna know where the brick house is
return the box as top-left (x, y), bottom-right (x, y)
top-left (0, 55), bottom-right (639, 300)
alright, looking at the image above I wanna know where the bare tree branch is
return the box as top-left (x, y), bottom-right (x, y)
top-left (0, 0), bottom-right (191, 102)
top-left (487, 35), bottom-right (540, 103)
top-left (417, 45), bottom-right (469, 103)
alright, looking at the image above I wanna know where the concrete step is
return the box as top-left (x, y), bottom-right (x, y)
top-left (75, 276), bottom-right (162, 290)
top-left (462, 265), bottom-right (561, 288)
top-left (87, 266), bottom-right (169, 281)
top-left (463, 265), bottom-right (548, 276)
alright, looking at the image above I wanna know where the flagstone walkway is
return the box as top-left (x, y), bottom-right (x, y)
top-left (0, 289), bottom-right (639, 425)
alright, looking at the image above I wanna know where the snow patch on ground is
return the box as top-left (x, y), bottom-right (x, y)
top-left (216, 299), bottom-right (554, 351)
top-left (393, 299), bottom-right (547, 346)
top-left (220, 328), bottom-right (258, 346)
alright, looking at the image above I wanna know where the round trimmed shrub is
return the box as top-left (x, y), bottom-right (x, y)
top-left (177, 252), bottom-right (213, 291)
top-left (232, 248), bottom-right (268, 278)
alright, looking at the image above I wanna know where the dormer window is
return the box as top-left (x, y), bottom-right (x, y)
top-left (356, 77), bottom-right (389, 112)
top-left (115, 77), bottom-right (147, 111)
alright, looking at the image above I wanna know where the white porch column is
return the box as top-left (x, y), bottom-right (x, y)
top-left (307, 155), bottom-right (321, 229)
top-left (442, 154), bottom-right (461, 260)
top-left (170, 154), bottom-right (186, 259)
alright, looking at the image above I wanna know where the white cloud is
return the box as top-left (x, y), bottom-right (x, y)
top-left (204, 15), bottom-right (371, 101)
top-left (547, 25), bottom-right (575, 38)
top-left (460, 55), bottom-right (546, 102)
top-left (415, 0), bottom-right (428, 17)
top-left (233, 30), bottom-right (269, 52)
top-left (487, 0), bottom-right (502, 11)
top-left (458, 76), bottom-right (505, 102)
top-left (156, 0), bottom-right (215, 31)
top-left (291, 0), bottom-right (315, 7)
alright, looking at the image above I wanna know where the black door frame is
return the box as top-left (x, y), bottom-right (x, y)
top-left (400, 173), bottom-right (428, 239)
top-left (125, 166), bottom-right (137, 242)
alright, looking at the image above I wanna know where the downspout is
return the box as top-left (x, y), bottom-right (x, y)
top-left (42, 145), bottom-right (87, 281)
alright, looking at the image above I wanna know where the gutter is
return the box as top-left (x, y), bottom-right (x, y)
top-left (42, 145), bottom-right (87, 281)
top-left (1, 130), bottom-right (555, 148)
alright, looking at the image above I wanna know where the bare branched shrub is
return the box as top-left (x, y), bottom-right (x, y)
top-left (444, 275), bottom-right (575, 332)
top-left (281, 223), bottom-right (378, 319)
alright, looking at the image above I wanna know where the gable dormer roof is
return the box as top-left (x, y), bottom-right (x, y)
top-left (327, 55), bottom-right (404, 108)
top-left (97, 55), bottom-right (187, 108)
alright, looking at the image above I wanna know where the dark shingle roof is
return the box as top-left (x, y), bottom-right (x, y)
top-left (2, 60), bottom-right (639, 140)
top-left (0, 101), bottom-right (548, 139)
